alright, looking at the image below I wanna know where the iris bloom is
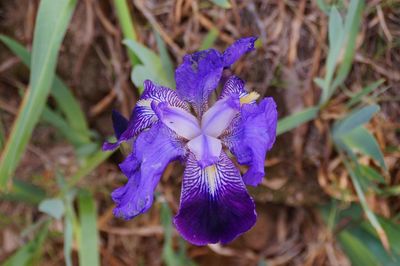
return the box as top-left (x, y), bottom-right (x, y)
top-left (103, 37), bottom-right (277, 245)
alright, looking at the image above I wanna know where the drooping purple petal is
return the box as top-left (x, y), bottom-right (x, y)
top-left (201, 96), bottom-right (240, 138)
top-left (103, 80), bottom-right (189, 150)
top-left (175, 49), bottom-right (224, 115)
top-left (174, 152), bottom-right (257, 246)
top-left (222, 37), bottom-right (257, 67)
top-left (187, 134), bottom-right (222, 168)
top-left (112, 122), bottom-right (186, 220)
top-left (152, 101), bottom-right (201, 140)
top-left (222, 98), bottom-right (277, 186)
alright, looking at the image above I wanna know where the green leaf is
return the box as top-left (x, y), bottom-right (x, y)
top-left (338, 230), bottom-right (380, 266)
top-left (113, 0), bottom-right (140, 65)
top-left (341, 126), bottom-right (386, 170)
top-left (343, 158), bottom-right (389, 251)
top-left (124, 39), bottom-right (174, 89)
top-left (316, 0), bottom-right (330, 14)
top-left (67, 149), bottom-right (113, 189)
top-left (161, 202), bottom-right (196, 266)
top-left (39, 198), bottom-right (65, 219)
top-left (155, 32), bottom-right (175, 88)
top-left (210, 0), bottom-right (231, 9)
top-left (0, 35), bottom-right (91, 145)
top-left (78, 190), bottom-right (100, 266)
top-left (328, 6), bottom-right (344, 51)
top-left (2, 221), bottom-right (50, 266)
top-left (0, 179), bottom-right (46, 204)
top-left (41, 107), bottom-right (90, 147)
top-left (277, 106), bottom-right (319, 135)
top-left (358, 164), bottom-right (385, 184)
top-left (0, 0), bottom-right (78, 189)
top-left (333, 104), bottom-right (379, 137)
top-left (320, 6), bottom-right (345, 103)
top-left (331, 0), bottom-right (365, 90)
top-left (346, 79), bottom-right (384, 108)
top-left (200, 28), bottom-right (219, 50)
top-left (319, 0), bottom-right (365, 104)
top-left (313, 77), bottom-right (325, 89)
top-left (64, 206), bottom-right (74, 266)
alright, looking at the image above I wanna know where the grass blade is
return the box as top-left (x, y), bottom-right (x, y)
top-left (200, 28), bottom-right (219, 50)
top-left (0, 179), bottom-right (46, 205)
top-left (277, 106), bottom-right (319, 135)
top-left (78, 190), bottom-right (100, 266)
top-left (343, 158), bottom-right (389, 251)
top-left (346, 79), bottom-right (384, 108)
top-left (331, 0), bottom-right (365, 90)
top-left (113, 0), bottom-right (140, 65)
top-left (211, 0), bottom-right (231, 9)
top-left (2, 221), bottom-right (50, 266)
top-left (341, 126), bottom-right (386, 170)
top-left (0, 34), bottom-right (91, 144)
top-left (125, 39), bottom-right (173, 89)
top-left (0, 0), bottom-right (78, 189)
top-left (333, 104), bottom-right (379, 137)
top-left (155, 32), bottom-right (175, 88)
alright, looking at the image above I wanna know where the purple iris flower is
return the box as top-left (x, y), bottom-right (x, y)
top-left (103, 37), bottom-right (277, 245)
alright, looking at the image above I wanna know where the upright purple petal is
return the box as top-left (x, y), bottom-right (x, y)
top-left (103, 80), bottom-right (189, 150)
top-left (175, 49), bottom-right (224, 115)
top-left (201, 96), bottom-right (240, 138)
top-left (152, 101), bottom-right (201, 140)
top-left (222, 37), bottom-right (257, 67)
top-left (220, 76), bottom-right (248, 99)
top-left (222, 98), bottom-right (277, 186)
top-left (174, 152), bottom-right (256, 246)
top-left (112, 123), bottom-right (186, 220)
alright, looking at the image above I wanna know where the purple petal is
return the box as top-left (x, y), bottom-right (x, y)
top-left (220, 76), bottom-right (248, 99)
top-left (175, 49), bottom-right (224, 115)
top-left (111, 110), bottom-right (128, 139)
top-left (223, 98), bottom-right (277, 186)
top-left (112, 123), bottom-right (186, 220)
top-left (174, 152), bottom-right (256, 246)
top-left (103, 80), bottom-right (188, 150)
top-left (201, 96), bottom-right (240, 138)
top-left (152, 101), bottom-right (201, 140)
top-left (187, 134), bottom-right (222, 168)
top-left (222, 37), bottom-right (257, 67)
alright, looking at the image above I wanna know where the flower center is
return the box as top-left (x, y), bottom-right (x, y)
top-left (153, 96), bottom-right (240, 167)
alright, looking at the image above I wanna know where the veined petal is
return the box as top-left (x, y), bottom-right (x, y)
top-left (175, 49), bottom-right (224, 115)
top-left (103, 80), bottom-right (188, 150)
top-left (201, 96), bottom-right (240, 138)
top-left (187, 134), bottom-right (222, 168)
top-left (223, 98), bottom-right (277, 186)
top-left (220, 76), bottom-right (248, 99)
top-left (222, 37), bottom-right (257, 67)
top-left (153, 102), bottom-right (201, 140)
top-left (112, 123), bottom-right (185, 220)
top-left (174, 152), bottom-right (256, 246)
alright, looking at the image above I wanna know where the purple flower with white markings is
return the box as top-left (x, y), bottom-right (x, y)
top-left (103, 37), bottom-right (277, 245)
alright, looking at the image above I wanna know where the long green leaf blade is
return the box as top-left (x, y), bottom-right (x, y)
top-left (0, 0), bottom-right (78, 189)
top-left (78, 190), bottom-right (100, 266)
top-left (0, 34), bottom-right (91, 143)
top-left (341, 126), bottom-right (386, 170)
top-left (2, 221), bottom-right (50, 266)
top-left (277, 106), bottom-right (319, 135)
top-left (333, 104), bottom-right (379, 137)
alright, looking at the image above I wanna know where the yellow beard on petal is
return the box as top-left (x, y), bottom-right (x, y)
top-left (205, 165), bottom-right (217, 195)
top-left (240, 92), bottom-right (260, 105)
